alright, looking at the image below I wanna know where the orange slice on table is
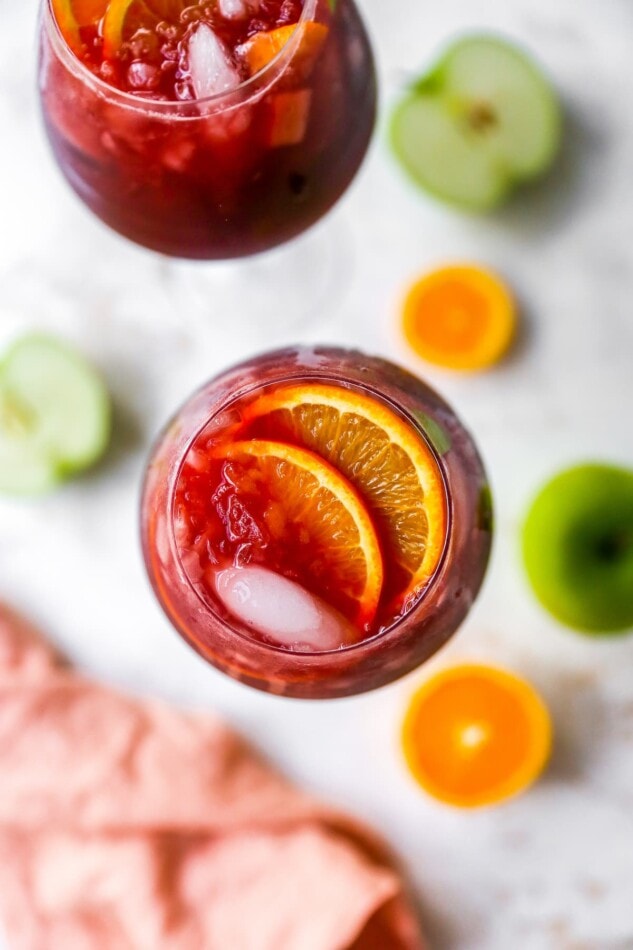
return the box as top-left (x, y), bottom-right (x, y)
top-left (52, 0), bottom-right (109, 53)
top-left (402, 265), bottom-right (516, 371)
top-left (241, 385), bottom-right (447, 609)
top-left (210, 439), bottom-right (384, 631)
top-left (102, 0), bottom-right (185, 58)
top-left (239, 22), bottom-right (329, 78)
top-left (402, 664), bottom-right (552, 808)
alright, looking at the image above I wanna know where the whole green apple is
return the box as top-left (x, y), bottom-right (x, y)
top-left (523, 464), bottom-right (633, 635)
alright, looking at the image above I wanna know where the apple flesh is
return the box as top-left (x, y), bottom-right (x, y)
top-left (390, 35), bottom-right (562, 211)
top-left (0, 336), bottom-right (111, 495)
top-left (523, 464), bottom-right (633, 635)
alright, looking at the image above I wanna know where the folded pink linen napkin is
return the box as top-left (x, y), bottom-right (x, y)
top-left (0, 604), bottom-right (424, 950)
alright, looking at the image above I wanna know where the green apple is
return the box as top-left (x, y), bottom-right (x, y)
top-left (0, 335), bottom-right (111, 495)
top-left (523, 464), bottom-right (633, 635)
top-left (390, 34), bottom-right (562, 211)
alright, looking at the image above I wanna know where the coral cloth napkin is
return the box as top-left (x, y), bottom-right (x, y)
top-left (0, 604), bottom-right (424, 950)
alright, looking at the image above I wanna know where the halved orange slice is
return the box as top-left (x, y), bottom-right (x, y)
top-left (241, 385), bottom-right (447, 609)
top-left (402, 265), bottom-right (516, 372)
top-left (238, 22), bottom-right (328, 78)
top-left (52, 0), bottom-right (109, 53)
top-left (210, 440), bottom-right (384, 630)
top-left (402, 664), bottom-right (552, 808)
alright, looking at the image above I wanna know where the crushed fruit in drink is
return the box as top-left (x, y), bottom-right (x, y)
top-left (55, 0), bottom-right (310, 100)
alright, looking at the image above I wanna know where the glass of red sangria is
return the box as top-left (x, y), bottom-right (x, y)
top-left (141, 347), bottom-right (492, 699)
top-left (38, 0), bottom-right (376, 260)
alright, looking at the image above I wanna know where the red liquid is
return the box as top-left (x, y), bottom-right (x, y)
top-left (141, 348), bottom-right (493, 698)
top-left (171, 383), bottom-right (447, 640)
top-left (175, 447), bottom-right (377, 634)
top-left (38, 0), bottom-right (376, 258)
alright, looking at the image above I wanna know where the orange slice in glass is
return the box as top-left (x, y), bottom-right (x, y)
top-left (402, 265), bottom-right (516, 371)
top-left (52, 0), bottom-right (109, 53)
top-left (210, 440), bottom-right (384, 631)
top-left (241, 384), bottom-right (447, 609)
top-left (402, 664), bottom-right (552, 807)
top-left (239, 22), bottom-right (329, 78)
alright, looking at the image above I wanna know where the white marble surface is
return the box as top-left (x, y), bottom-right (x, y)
top-left (2, 1), bottom-right (633, 948)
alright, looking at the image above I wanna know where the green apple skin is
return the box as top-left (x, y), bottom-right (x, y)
top-left (390, 34), bottom-right (562, 212)
top-left (523, 464), bottom-right (633, 635)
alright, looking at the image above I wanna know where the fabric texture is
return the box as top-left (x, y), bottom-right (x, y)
top-left (0, 604), bottom-right (424, 950)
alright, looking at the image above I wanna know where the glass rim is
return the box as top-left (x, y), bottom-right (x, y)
top-left (43, 0), bottom-right (320, 115)
top-left (163, 371), bottom-right (453, 659)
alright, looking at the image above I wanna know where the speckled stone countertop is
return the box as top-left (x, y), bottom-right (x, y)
top-left (2, 1), bottom-right (633, 947)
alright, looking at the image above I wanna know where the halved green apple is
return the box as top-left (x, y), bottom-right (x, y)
top-left (0, 335), bottom-right (111, 495)
top-left (523, 464), bottom-right (633, 635)
top-left (390, 34), bottom-right (562, 211)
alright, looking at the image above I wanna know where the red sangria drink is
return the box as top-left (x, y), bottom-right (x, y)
top-left (38, 0), bottom-right (376, 258)
top-left (141, 347), bottom-right (492, 698)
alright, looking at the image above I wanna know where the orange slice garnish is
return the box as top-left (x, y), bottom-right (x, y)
top-left (52, 0), bottom-right (109, 53)
top-left (402, 265), bottom-right (516, 372)
top-left (241, 384), bottom-right (447, 609)
top-left (402, 665), bottom-right (552, 808)
top-left (210, 440), bottom-right (384, 630)
top-left (239, 22), bottom-right (329, 78)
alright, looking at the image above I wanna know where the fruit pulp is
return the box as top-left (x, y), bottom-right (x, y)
top-left (39, 0), bottom-right (376, 258)
top-left (141, 348), bottom-right (492, 698)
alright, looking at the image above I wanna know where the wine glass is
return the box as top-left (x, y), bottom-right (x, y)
top-left (38, 0), bottom-right (377, 324)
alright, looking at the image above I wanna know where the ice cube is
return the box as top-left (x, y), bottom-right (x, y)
top-left (183, 446), bottom-right (209, 472)
top-left (218, 0), bottom-right (248, 18)
top-left (212, 566), bottom-right (356, 651)
top-left (182, 549), bottom-right (205, 584)
top-left (127, 61), bottom-right (160, 91)
top-left (187, 24), bottom-right (241, 100)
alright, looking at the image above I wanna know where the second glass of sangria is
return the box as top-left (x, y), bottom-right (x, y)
top-left (38, 0), bottom-right (376, 259)
top-left (142, 347), bottom-right (492, 699)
